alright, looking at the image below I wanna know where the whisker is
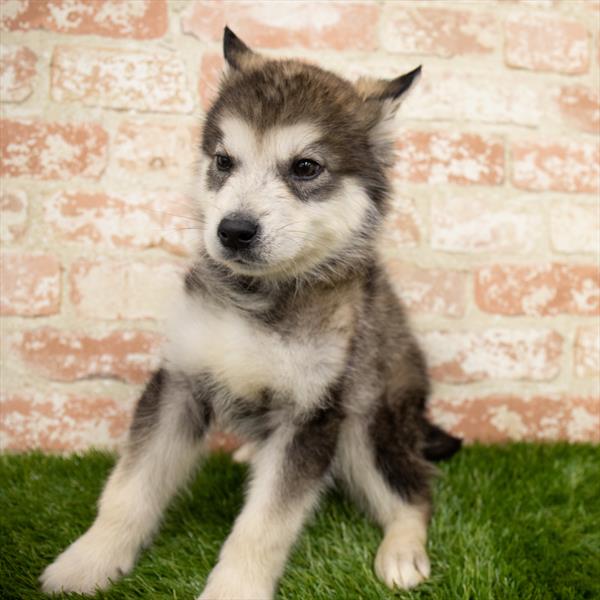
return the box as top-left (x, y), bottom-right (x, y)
top-left (271, 221), bottom-right (305, 234)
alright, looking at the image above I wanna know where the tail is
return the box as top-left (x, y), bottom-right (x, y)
top-left (423, 420), bottom-right (462, 462)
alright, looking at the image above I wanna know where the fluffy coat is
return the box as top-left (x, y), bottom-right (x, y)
top-left (41, 27), bottom-right (461, 599)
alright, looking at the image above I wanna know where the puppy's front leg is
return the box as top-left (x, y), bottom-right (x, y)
top-left (41, 370), bottom-right (211, 595)
top-left (199, 402), bottom-right (342, 600)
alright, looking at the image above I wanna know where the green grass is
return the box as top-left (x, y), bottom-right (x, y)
top-left (0, 444), bottom-right (598, 599)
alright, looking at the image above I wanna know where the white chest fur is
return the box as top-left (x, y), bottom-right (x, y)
top-left (164, 293), bottom-right (350, 408)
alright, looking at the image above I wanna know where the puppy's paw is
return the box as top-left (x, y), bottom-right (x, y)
top-left (374, 535), bottom-right (430, 590)
top-left (198, 581), bottom-right (272, 600)
top-left (40, 529), bottom-right (135, 594)
top-left (198, 565), bottom-right (273, 600)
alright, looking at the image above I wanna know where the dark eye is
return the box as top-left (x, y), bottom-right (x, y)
top-left (215, 154), bottom-right (233, 172)
top-left (291, 158), bottom-right (322, 180)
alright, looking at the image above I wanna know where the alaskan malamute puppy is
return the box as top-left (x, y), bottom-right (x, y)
top-left (41, 28), bottom-right (461, 599)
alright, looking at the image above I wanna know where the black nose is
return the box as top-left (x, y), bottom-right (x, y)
top-left (217, 217), bottom-right (259, 250)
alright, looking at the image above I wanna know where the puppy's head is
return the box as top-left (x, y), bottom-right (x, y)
top-left (199, 27), bottom-right (420, 281)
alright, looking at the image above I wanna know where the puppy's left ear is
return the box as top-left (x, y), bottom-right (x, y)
top-left (358, 66), bottom-right (422, 166)
top-left (223, 26), bottom-right (261, 70)
top-left (358, 65), bottom-right (422, 118)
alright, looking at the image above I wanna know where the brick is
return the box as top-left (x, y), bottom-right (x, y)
top-left (381, 196), bottom-right (422, 249)
top-left (475, 263), bottom-right (600, 316)
top-left (70, 259), bottom-right (183, 320)
top-left (550, 202), bottom-right (600, 254)
top-left (0, 44), bottom-right (37, 102)
top-left (395, 131), bottom-right (504, 186)
top-left (0, 119), bottom-right (108, 180)
top-left (403, 72), bottom-right (541, 127)
top-left (511, 140), bottom-right (599, 193)
top-left (0, 190), bottom-right (28, 243)
top-left (386, 261), bottom-right (467, 317)
top-left (431, 195), bottom-right (543, 254)
top-left (420, 329), bottom-right (563, 383)
top-left (505, 13), bottom-right (590, 74)
top-left (51, 46), bottom-right (193, 113)
top-left (12, 327), bottom-right (161, 384)
top-left (112, 120), bottom-right (195, 178)
top-left (0, 391), bottom-right (132, 451)
top-left (382, 7), bottom-right (496, 57)
top-left (0, 0), bottom-right (168, 39)
top-left (506, 0), bottom-right (558, 5)
top-left (198, 52), bottom-right (223, 110)
top-left (0, 253), bottom-right (61, 316)
top-left (182, 1), bottom-right (379, 51)
top-left (430, 395), bottom-right (599, 442)
top-left (574, 326), bottom-right (600, 378)
top-left (554, 84), bottom-right (600, 134)
top-left (45, 190), bottom-right (197, 256)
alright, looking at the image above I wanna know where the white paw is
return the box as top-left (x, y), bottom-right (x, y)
top-left (374, 535), bottom-right (430, 590)
top-left (198, 565), bottom-right (273, 600)
top-left (198, 582), bottom-right (272, 600)
top-left (40, 528), bottom-right (136, 594)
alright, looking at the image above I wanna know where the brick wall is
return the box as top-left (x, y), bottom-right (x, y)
top-left (1, 0), bottom-right (598, 451)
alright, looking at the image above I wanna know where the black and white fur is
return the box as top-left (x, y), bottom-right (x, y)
top-left (41, 28), bottom-right (461, 599)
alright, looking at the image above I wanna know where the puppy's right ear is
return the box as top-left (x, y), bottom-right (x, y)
top-left (223, 26), bottom-right (258, 70)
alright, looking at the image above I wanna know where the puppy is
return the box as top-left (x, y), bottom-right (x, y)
top-left (41, 27), bottom-right (461, 599)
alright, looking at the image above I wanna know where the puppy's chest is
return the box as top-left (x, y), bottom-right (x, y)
top-left (165, 295), bottom-right (352, 403)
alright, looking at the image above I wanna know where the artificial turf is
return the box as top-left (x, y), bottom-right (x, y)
top-left (0, 444), bottom-right (598, 600)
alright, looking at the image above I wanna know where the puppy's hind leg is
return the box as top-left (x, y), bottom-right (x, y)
top-left (335, 413), bottom-right (433, 590)
top-left (40, 369), bottom-right (212, 595)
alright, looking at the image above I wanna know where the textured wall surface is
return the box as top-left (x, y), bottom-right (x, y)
top-left (1, 0), bottom-right (599, 451)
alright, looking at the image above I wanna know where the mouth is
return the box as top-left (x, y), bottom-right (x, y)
top-left (231, 256), bottom-right (256, 266)
top-left (223, 247), bottom-right (262, 263)
top-left (220, 249), bottom-right (269, 273)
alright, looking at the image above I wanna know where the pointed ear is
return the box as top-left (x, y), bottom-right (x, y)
top-left (223, 26), bottom-right (257, 70)
top-left (357, 65), bottom-right (422, 116)
top-left (358, 67), bottom-right (422, 168)
top-left (380, 66), bottom-right (422, 103)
